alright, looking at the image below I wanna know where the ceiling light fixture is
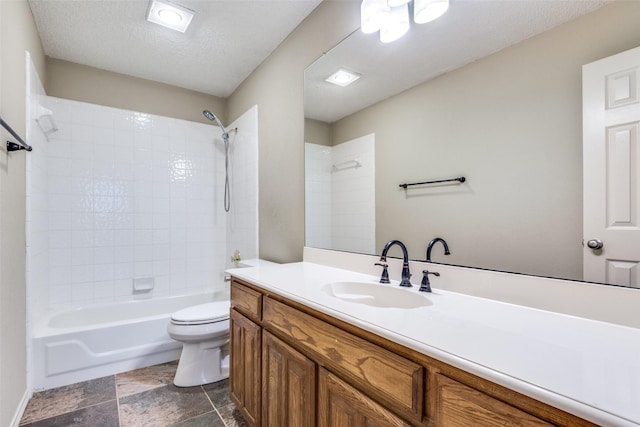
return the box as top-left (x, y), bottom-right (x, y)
top-left (147, 0), bottom-right (194, 33)
top-left (361, 0), bottom-right (449, 43)
top-left (325, 69), bottom-right (361, 87)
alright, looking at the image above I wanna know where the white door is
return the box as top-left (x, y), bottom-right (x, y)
top-left (583, 46), bottom-right (640, 287)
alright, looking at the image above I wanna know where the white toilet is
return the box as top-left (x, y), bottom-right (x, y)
top-left (167, 300), bottom-right (231, 387)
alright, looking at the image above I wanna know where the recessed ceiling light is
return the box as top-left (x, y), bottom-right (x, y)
top-left (147, 0), bottom-right (194, 33)
top-left (325, 69), bottom-right (361, 87)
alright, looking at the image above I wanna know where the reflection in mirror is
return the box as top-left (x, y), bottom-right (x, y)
top-left (304, 0), bottom-right (640, 288)
top-left (305, 134), bottom-right (376, 254)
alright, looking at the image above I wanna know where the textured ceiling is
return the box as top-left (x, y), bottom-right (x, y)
top-left (28, 0), bottom-right (323, 98)
top-left (305, 0), bottom-right (613, 123)
top-left (28, 0), bottom-right (614, 110)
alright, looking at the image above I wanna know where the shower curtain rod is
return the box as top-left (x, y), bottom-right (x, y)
top-left (1, 116), bottom-right (32, 152)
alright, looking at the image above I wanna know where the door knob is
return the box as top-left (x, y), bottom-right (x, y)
top-left (586, 239), bottom-right (604, 250)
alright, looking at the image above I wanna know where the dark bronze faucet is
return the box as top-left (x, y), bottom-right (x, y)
top-left (426, 237), bottom-right (450, 262)
top-left (419, 270), bottom-right (439, 292)
top-left (379, 240), bottom-right (412, 287)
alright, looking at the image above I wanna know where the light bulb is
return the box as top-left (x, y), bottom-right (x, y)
top-left (158, 9), bottom-right (183, 25)
top-left (380, 3), bottom-right (409, 43)
top-left (414, 0), bottom-right (449, 24)
top-left (361, 0), bottom-right (390, 34)
top-left (387, 0), bottom-right (410, 7)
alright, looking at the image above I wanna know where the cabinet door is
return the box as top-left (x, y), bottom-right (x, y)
top-left (318, 367), bottom-right (411, 427)
top-left (433, 374), bottom-right (552, 426)
top-left (262, 331), bottom-right (316, 427)
top-left (230, 308), bottom-right (262, 427)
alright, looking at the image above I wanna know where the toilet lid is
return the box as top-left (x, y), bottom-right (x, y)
top-left (171, 301), bottom-right (230, 324)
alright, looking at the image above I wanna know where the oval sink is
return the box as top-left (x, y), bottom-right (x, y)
top-left (322, 281), bottom-right (432, 309)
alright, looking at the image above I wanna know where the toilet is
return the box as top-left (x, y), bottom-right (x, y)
top-left (167, 300), bottom-right (230, 387)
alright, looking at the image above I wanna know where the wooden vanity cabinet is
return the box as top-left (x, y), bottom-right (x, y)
top-left (262, 331), bottom-right (316, 426)
top-left (230, 278), bottom-right (596, 427)
top-left (229, 281), bottom-right (264, 425)
top-left (318, 368), bottom-right (411, 427)
top-left (229, 308), bottom-right (262, 426)
top-left (432, 374), bottom-right (552, 426)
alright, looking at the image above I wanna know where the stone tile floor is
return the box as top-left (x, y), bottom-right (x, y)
top-left (19, 361), bottom-right (248, 427)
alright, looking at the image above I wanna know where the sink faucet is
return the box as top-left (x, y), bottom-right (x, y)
top-left (426, 237), bottom-right (450, 262)
top-left (379, 240), bottom-right (412, 287)
top-left (419, 270), bottom-right (439, 292)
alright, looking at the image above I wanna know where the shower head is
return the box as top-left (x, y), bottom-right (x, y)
top-left (202, 110), bottom-right (228, 136)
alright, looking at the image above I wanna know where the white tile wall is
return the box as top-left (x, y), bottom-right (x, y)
top-left (25, 53), bottom-right (52, 393)
top-left (305, 134), bottom-right (375, 254)
top-left (26, 96), bottom-right (259, 312)
top-left (25, 54), bottom-right (50, 326)
top-left (226, 105), bottom-right (259, 264)
top-left (305, 143), bottom-right (332, 249)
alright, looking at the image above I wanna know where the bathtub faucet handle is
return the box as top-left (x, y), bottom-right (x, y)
top-left (231, 250), bottom-right (241, 267)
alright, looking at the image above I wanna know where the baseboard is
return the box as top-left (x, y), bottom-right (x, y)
top-left (9, 389), bottom-right (31, 427)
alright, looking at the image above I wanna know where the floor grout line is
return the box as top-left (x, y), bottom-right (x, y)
top-left (114, 373), bottom-right (122, 427)
top-left (201, 384), bottom-right (228, 426)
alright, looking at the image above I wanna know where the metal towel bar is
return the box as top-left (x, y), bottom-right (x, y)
top-left (332, 159), bottom-right (361, 171)
top-left (399, 176), bottom-right (465, 189)
top-left (1, 116), bottom-right (32, 152)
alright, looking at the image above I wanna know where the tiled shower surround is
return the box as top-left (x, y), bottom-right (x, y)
top-left (305, 134), bottom-right (375, 254)
top-left (26, 94), bottom-right (258, 319)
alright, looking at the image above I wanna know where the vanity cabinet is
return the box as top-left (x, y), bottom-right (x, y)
top-left (230, 278), bottom-right (596, 427)
top-left (262, 331), bottom-right (316, 426)
top-left (318, 367), bottom-right (411, 427)
top-left (432, 374), bottom-right (552, 426)
top-left (229, 281), bottom-right (263, 425)
top-left (229, 309), bottom-right (261, 426)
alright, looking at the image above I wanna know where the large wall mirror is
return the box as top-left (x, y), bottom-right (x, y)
top-left (304, 0), bottom-right (640, 288)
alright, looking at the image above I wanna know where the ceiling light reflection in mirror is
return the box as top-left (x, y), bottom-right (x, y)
top-left (325, 69), bottom-right (361, 87)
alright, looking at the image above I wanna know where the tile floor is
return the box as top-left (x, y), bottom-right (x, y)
top-left (19, 361), bottom-right (248, 427)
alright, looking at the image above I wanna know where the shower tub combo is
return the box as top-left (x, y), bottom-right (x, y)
top-left (32, 291), bottom-right (227, 391)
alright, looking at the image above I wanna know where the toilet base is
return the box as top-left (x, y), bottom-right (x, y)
top-left (173, 339), bottom-right (229, 387)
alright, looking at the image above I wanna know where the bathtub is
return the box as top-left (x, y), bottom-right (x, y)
top-left (32, 291), bottom-right (228, 391)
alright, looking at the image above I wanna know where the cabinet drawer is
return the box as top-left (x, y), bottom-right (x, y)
top-left (433, 374), bottom-right (552, 426)
top-left (263, 297), bottom-right (423, 420)
top-left (318, 367), bottom-right (411, 427)
top-left (231, 280), bottom-right (262, 321)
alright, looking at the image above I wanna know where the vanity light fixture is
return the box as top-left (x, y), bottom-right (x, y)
top-left (414, 0), bottom-right (449, 24)
top-left (146, 0), bottom-right (194, 33)
top-left (325, 69), bottom-right (361, 87)
top-left (361, 0), bottom-right (449, 43)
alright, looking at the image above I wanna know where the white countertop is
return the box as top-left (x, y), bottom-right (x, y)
top-left (228, 261), bottom-right (640, 427)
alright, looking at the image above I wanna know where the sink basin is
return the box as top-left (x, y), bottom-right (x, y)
top-left (322, 281), bottom-right (432, 309)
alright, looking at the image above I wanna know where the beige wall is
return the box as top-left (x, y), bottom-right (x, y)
top-left (304, 118), bottom-right (332, 147)
top-left (228, 1), bottom-right (360, 263)
top-left (46, 58), bottom-right (226, 125)
top-left (329, 1), bottom-right (640, 280)
top-left (0, 0), bottom-right (45, 424)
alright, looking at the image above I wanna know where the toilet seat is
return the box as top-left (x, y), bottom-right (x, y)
top-left (170, 301), bottom-right (230, 325)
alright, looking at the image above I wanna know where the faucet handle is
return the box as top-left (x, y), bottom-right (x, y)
top-left (419, 270), bottom-right (440, 292)
top-left (375, 263), bottom-right (390, 284)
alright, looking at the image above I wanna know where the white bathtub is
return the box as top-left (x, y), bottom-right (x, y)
top-left (32, 291), bottom-right (228, 391)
